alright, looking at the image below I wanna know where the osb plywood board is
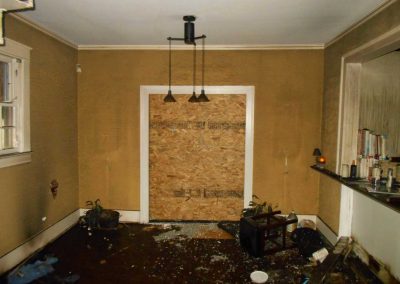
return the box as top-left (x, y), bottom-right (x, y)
top-left (149, 94), bottom-right (245, 221)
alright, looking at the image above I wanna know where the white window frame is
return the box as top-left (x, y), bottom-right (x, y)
top-left (0, 38), bottom-right (31, 168)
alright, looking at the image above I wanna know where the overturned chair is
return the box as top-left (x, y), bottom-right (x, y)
top-left (239, 210), bottom-right (297, 257)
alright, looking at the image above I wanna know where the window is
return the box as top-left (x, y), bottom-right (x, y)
top-left (0, 38), bottom-right (31, 168)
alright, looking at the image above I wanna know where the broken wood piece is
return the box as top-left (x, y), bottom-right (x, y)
top-left (310, 237), bottom-right (350, 284)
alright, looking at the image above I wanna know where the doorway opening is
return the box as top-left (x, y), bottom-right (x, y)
top-left (140, 86), bottom-right (254, 223)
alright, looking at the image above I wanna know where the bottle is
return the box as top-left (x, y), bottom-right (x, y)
top-left (372, 162), bottom-right (381, 180)
top-left (287, 211), bottom-right (298, 233)
top-left (387, 168), bottom-right (393, 189)
top-left (371, 161), bottom-right (381, 187)
top-left (350, 160), bottom-right (357, 179)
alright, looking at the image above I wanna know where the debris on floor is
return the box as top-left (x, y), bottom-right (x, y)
top-left (291, 227), bottom-right (325, 257)
top-left (7, 257), bottom-right (58, 284)
top-left (1, 222), bottom-right (384, 283)
top-left (152, 222), bottom-right (233, 242)
top-left (310, 237), bottom-right (351, 283)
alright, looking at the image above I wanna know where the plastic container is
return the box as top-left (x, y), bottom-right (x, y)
top-left (250, 271), bottom-right (268, 283)
top-left (286, 211), bottom-right (298, 233)
top-left (350, 160), bottom-right (357, 179)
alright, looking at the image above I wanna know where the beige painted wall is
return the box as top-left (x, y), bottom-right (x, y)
top-left (320, 1), bottom-right (400, 230)
top-left (78, 49), bottom-right (323, 215)
top-left (0, 16), bottom-right (78, 256)
top-left (318, 175), bottom-right (341, 234)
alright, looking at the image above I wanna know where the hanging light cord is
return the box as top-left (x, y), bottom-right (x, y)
top-left (168, 38), bottom-right (172, 91)
top-left (202, 37), bottom-right (205, 90)
top-left (193, 43), bottom-right (196, 94)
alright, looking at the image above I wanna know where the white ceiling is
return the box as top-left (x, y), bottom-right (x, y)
top-left (18, 0), bottom-right (388, 47)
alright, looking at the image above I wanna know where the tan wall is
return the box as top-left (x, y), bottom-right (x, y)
top-left (318, 175), bottom-right (341, 234)
top-left (78, 49), bottom-right (323, 215)
top-left (320, 1), bottom-right (400, 230)
top-left (0, 16), bottom-right (78, 256)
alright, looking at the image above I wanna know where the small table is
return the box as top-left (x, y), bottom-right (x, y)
top-left (239, 210), bottom-right (297, 257)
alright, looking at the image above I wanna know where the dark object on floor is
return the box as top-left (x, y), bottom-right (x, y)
top-left (310, 237), bottom-right (350, 283)
top-left (98, 210), bottom-right (120, 229)
top-left (291, 227), bottom-right (324, 257)
top-left (63, 273), bottom-right (80, 283)
top-left (7, 257), bottom-right (58, 284)
top-left (239, 210), bottom-right (297, 257)
top-left (80, 199), bottom-right (120, 229)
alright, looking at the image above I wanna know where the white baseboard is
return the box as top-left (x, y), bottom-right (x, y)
top-left (79, 209), bottom-right (140, 223)
top-left (316, 216), bottom-right (339, 245)
top-left (0, 209), bottom-right (80, 274)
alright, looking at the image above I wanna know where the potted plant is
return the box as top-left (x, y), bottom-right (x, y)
top-left (241, 195), bottom-right (276, 218)
top-left (80, 199), bottom-right (120, 230)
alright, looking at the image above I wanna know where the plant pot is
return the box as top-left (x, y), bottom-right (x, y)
top-left (99, 209), bottom-right (120, 229)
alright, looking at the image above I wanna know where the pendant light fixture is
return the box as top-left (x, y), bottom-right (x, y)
top-left (163, 38), bottom-right (176, 102)
top-left (188, 43), bottom-right (199, 103)
top-left (197, 37), bottom-right (209, 102)
top-left (165, 15), bottom-right (209, 103)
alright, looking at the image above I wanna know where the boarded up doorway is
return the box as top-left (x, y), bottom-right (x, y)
top-left (149, 94), bottom-right (246, 221)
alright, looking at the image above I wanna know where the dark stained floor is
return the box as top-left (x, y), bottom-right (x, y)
top-left (3, 223), bottom-right (362, 284)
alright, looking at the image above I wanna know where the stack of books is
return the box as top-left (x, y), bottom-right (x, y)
top-left (357, 129), bottom-right (387, 178)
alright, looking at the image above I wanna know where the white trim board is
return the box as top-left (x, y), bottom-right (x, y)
top-left (338, 185), bottom-right (353, 237)
top-left (140, 85), bottom-right (255, 223)
top-left (0, 209), bottom-right (80, 274)
top-left (78, 44), bottom-right (324, 51)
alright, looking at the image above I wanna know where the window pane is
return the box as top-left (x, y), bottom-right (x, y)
top-left (1, 106), bottom-right (15, 127)
top-left (0, 61), bottom-right (10, 103)
top-left (0, 127), bottom-right (15, 149)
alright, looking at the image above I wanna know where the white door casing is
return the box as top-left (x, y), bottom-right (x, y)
top-left (139, 85), bottom-right (255, 223)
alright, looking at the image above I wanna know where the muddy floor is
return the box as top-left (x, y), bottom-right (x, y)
top-left (3, 223), bottom-right (360, 283)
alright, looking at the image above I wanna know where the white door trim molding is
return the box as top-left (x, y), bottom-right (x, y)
top-left (139, 85), bottom-right (255, 223)
top-left (338, 185), bottom-right (353, 237)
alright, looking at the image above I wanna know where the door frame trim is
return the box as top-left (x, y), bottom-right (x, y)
top-left (139, 85), bottom-right (255, 223)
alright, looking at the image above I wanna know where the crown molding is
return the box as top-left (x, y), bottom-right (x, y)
top-left (9, 13), bottom-right (78, 49)
top-left (11, 0), bottom-right (395, 53)
top-left (8, 14), bottom-right (323, 51)
top-left (78, 44), bottom-right (324, 51)
top-left (325, 0), bottom-right (397, 49)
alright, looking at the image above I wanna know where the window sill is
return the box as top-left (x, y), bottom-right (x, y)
top-left (0, 152), bottom-right (31, 169)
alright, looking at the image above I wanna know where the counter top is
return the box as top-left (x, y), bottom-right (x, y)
top-left (311, 165), bottom-right (400, 214)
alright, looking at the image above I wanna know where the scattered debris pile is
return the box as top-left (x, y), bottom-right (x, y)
top-left (2, 221), bottom-right (393, 283)
top-left (6, 257), bottom-right (79, 284)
